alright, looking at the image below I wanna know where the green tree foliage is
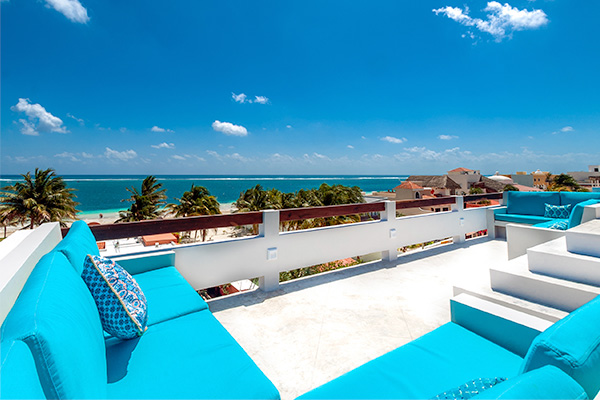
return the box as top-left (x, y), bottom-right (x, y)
top-left (0, 168), bottom-right (79, 229)
top-left (469, 187), bottom-right (484, 194)
top-left (166, 185), bottom-right (221, 241)
top-left (117, 176), bottom-right (167, 222)
top-left (233, 183), bottom-right (365, 233)
top-left (503, 184), bottom-right (519, 192)
top-left (550, 174), bottom-right (585, 192)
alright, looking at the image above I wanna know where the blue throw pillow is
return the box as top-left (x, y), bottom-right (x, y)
top-left (547, 220), bottom-right (569, 230)
top-left (82, 255), bottom-right (148, 339)
top-left (431, 377), bottom-right (506, 399)
top-left (544, 203), bottom-right (571, 219)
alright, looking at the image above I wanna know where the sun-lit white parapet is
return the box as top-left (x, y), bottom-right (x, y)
top-left (506, 224), bottom-right (566, 260)
top-left (0, 223), bottom-right (62, 325)
top-left (174, 199), bottom-right (494, 292)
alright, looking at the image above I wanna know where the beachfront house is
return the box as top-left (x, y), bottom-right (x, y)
top-left (3, 192), bottom-right (600, 399)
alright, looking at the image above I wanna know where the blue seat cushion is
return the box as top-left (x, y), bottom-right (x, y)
top-left (495, 214), bottom-right (553, 225)
top-left (521, 295), bottom-right (600, 398)
top-left (299, 323), bottom-right (523, 399)
top-left (473, 366), bottom-right (587, 400)
top-left (0, 340), bottom-right (45, 399)
top-left (432, 377), bottom-right (506, 399)
top-left (133, 266), bottom-right (208, 326)
top-left (560, 192), bottom-right (600, 209)
top-left (568, 199), bottom-right (600, 229)
top-left (506, 192), bottom-right (561, 216)
top-left (53, 220), bottom-right (100, 274)
top-left (1, 251), bottom-right (107, 399)
top-left (105, 310), bottom-right (280, 399)
top-left (532, 219), bottom-right (569, 230)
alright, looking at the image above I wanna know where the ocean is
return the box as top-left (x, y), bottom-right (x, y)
top-left (0, 175), bottom-right (406, 214)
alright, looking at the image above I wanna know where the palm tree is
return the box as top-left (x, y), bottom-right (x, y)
top-left (166, 185), bottom-right (221, 241)
top-left (551, 174), bottom-right (583, 192)
top-left (117, 176), bottom-right (167, 222)
top-left (233, 185), bottom-right (280, 234)
top-left (0, 168), bottom-right (79, 229)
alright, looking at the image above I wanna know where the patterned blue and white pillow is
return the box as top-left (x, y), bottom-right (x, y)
top-left (82, 254), bottom-right (148, 339)
top-left (431, 377), bottom-right (507, 399)
top-left (544, 203), bottom-right (571, 219)
top-left (547, 220), bottom-right (569, 230)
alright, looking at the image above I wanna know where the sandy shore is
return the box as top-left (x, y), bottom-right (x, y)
top-left (2, 203), bottom-right (238, 240)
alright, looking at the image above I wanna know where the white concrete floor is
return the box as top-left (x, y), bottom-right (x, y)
top-left (209, 237), bottom-right (509, 400)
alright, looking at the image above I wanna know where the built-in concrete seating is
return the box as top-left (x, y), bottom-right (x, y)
top-left (299, 293), bottom-right (600, 399)
top-left (0, 221), bottom-right (279, 399)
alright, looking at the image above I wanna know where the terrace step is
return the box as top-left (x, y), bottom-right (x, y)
top-left (453, 285), bottom-right (567, 323)
top-left (566, 219), bottom-right (600, 258)
top-left (450, 293), bottom-right (553, 356)
top-left (528, 237), bottom-right (600, 287)
top-left (490, 256), bottom-right (600, 312)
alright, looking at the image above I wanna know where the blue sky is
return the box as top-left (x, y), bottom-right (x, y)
top-left (1, 0), bottom-right (599, 175)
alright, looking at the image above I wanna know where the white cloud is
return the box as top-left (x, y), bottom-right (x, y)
top-left (232, 93), bottom-right (248, 103)
top-left (120, 127), bottom-right (127, 133)
top-left (212, 120), bottom-right (248, 137)
top-left (228, 153), bottom-right (248, 162)
top-left (433, 2), bottom-right (548, 41)
top-left (104, 147), bottom-right (137, 161)
top-left (313, 152), bottom-right (331, 161)
top-left (81, 152), bottom-right (94, 158)
top-left (253, 96), bottom-right (269, 104)
top-left (381, 136), bottom-right (406, 144)
top-left (11, 98), bottom-right (67, 135)
top-left (151, 142), bottom-right (175, 149)
top-left (347, 145), bottom-right (355, 149)
top-left (286, 125), bottom-right (293, 129)
top-left (151, 125), bottom-right (174, 133)
top-left (54, 151), bottom-right (80, 162)
top-left (67, 113), bottom-right (84, 125)
top-left (439, 134), bottom-right (459, 140)
top-left (44, 0), bottom-right (89, 24)
top-left (561, 126), bottom-right (574, 132)
top-left (172, 155), bottom-right (186, 161)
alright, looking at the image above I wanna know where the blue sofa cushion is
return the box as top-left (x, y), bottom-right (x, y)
top-left (105, 310), bottom-right (280, 399)
top-left (1, 251), bottom-right (107, 399)
top-left (472, 366), bottom-right (587, 399)
top-left (298, 323), bottom-right (523, 399)
top-left (544, 204), bottom-right (571, 219)
top-left (0, 340), bottom-right (45, 399)
top-left (532, 219), bottom-right (569, 230)
top-left (432, 377), bottom-right (506, 399)
top-left (83, 254), bottom-right (148, 339)
top-left (495, 214), bottom-right (553, 225)
top-left (53, 220), bottom-right (100, 274)
top-left (506, 192), bottom-right (561, 216)
top-left (568, 200), bottom-right (600, 229)
top-left (133, 266), bottom-right (208, 326)
top-left (560, 192), bottom-right (600, 209)
top-left (521, 295), bottom-right (600, 398)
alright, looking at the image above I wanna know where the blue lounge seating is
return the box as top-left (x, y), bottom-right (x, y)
top-left (299, 294), bottom-right (600, 399)
top-left (0, 221), bottom-right (279, 399)
top-left (494, 192), bottom-right (600, 229)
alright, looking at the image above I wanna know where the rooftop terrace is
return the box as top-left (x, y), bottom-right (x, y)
top-left (209, 237), bottom-right (504, 399)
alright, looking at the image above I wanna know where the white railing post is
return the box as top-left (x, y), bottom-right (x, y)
top-left (381, 201), bottom-right (398, 262)
top-left (258, 210), bottom-right (280, 292)
top-left (452, 196), bottom-right (466, 244)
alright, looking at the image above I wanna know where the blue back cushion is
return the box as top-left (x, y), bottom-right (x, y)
top-left (568, 199), bottom-right (600, 229)
top-left (1, 252), bottom-right (107, 399)
top-left (474, 366), bottom-right (587, 400)
top-left (560, 192), bottom-right (600, 209)
top-left (53, 220), bottom-right (100, 274)
top-left (0, 340), bottom-right (45, 399)
top-left (506, 192), bottom-right (561, 216)
top-left (521, 295), bottom-right (600, 398)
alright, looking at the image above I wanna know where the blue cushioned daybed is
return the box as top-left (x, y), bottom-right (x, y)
top-left (0, 221), bottom-right (279, 400)
top-left (494, 191), bottom-right (600, 230)
top-left (299, 294), bottom-right (600, 400)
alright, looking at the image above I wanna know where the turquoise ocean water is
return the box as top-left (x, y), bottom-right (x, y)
top-left (0, 175), bottom-right (406, 214)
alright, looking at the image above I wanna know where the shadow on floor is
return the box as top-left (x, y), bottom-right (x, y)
top-left (208, 236), bottom-right (501, 313)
